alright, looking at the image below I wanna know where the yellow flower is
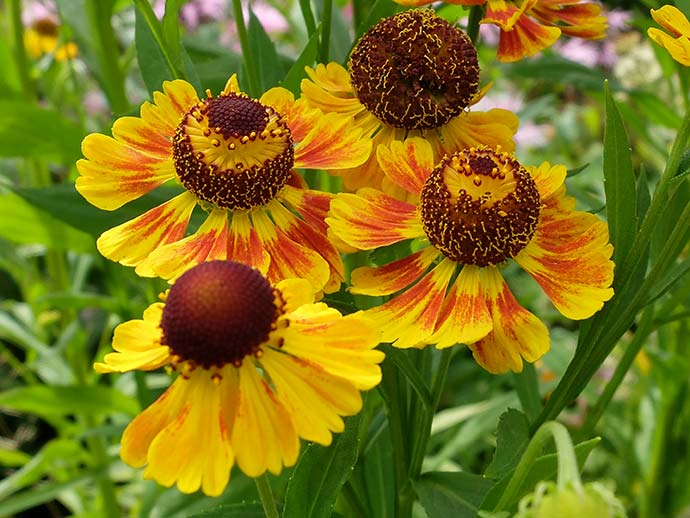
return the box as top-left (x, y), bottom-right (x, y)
top-left (391, 1), bottom-right (607, 62)
top-left (96, 260), bottom-right (384, 496)
top-left (300, 9), bottom-right (519, 195)
top-left (24, 17), bottom-right (77, 61)
top-left (648, 5), bottom-right (690, 66)
top-left (76, 76), bottom-right (372, 292)
top-left (327, 138), bottom-right (614, 374)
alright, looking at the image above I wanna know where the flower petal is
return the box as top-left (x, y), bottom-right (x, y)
top-left (231, 362), bottom-right (300, 477)
top-left (496, 15), bottom-right (561, 62)
top-left (227, 211), bottom-right (271, 275)
top-left (467, 268), bottom-right (549, 374)
top-left (350, 246), bottom-right (440, 296)
top-left (139, 373), bottom-right (234, 496)
top-left (527, 161), bottom-right (566, 200)
top-left (276, 278), bottom-right (318, 312)
top-left (76, 133), bottom-right (176, 211)
top-left (142, 80), bottom-right (200, 137)
top-left (279, 308), bottom-right (384, 390)
top-left (260, 87), bottom-right (319, 143)
top-left (427, 265), bottom-right (493, 349)
top-left (111, 116), bottom-right (172, 158)
top-left (96, 192), bottom-right (197, 269)
top-left (268, 198), bottom-right (344, 293)
top-left (327, 188), bottom-right (424, 250)
top-left (515, 199), bottom-right (614, 320)
top-left (251, 209), bottom-right (331, 291)
top-left (376, 137), bottom-right (434, 196)
top-left (437, 109), bottom-right (519, 155)
top-left (262, 349), bottom-right (362, 446)
top-left (366, 259), bottom-right (456, 348)
top-left (136, 209), bottom-right (229, 281)
top-left (294, 112), bottom-right (372, 170)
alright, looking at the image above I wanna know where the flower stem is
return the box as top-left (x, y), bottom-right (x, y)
top-left (7, 0), bottom-right (36, 101)
top-left (493, 421), bottom-right (582, 513)
top-left (232, 0), bottom-right (260, 97)
top-left (512, 362), bottom-right (542, 422)
top-left (298, 0), bottom-right (317, 38)
top-left (319, 0), bottom-right (333, 63)
top-left (255, 474), bottom-right (280, 518)
top-left (466, 5), bottom-right (485, 45)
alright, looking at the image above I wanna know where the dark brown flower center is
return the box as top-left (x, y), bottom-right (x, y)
top-left (172, 93), bottom-right (294, 210)
top-left (419, 148), bottom-right (541, 266)
top-left (161, 261), bottom-right (281, 368)
top-left (349, 9), bottom-right (480, 130)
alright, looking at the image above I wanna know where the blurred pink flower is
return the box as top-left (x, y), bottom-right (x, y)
top-left (153, 0), bottom-right (227, 31)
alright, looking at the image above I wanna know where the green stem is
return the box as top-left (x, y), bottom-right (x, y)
top-left (466, 5), bottom-right (485, 45)
top-left (298, 0), bottom-right (317, 38)
top-left (7, 0), bottom-right (36, 101)
top-left (319, 0), bottom-right (333, 63)
top-left (513, 363), bottom-right (542, 422)
top-left (493, 421), bottom-right (582, 513)
top-left (232, 0), bottom-right (260, 96)
top-left (255, 474), bottom-right (280, 518)
top-left (85, 0), bottom-right (128, 114)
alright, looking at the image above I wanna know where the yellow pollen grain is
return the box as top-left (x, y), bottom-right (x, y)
top-left (211, 373), bottom-right (222, 385)
top-left (249, 131), bottom-right (257, 139)
top-left (228, 143), bottom-right (236, 150)
top-left (205, 88), bottom-right (213, 98)
top-left (240, 135), bottom-right (250, 144)
top-left (203, 128), bottom-right (211, 137)
top-left (473, 175), bottom-right (482, 186)
top-left (211, 138), bottom-right (220, 147)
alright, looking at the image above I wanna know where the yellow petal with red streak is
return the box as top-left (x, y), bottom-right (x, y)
top-left (376, 137), bottom-right (434, 196)
top-left (251, 209), bottom-right (330, 291)
top-left (467, 268), bottom-right (549, 374)
top-left (428, 265), bottom-right (493, 349)
top-left (294, 112), bottom-right (372, 170)
top-left (262, 349), bottom-right (362, 445)
top-left (231, 362), bottom-right (300, 477)
top-left (327, 188), bottom-right (424, 250)
top-left (96, 191), bottom-right (197, 269)
top-left (350, 246), bottom-right (440, 296)
top-left (367, 259), bottom-right (456, 348)
top-left (279, 309), bottom-right (383, 390)
top-left (496, 14), bottom-right (561, 62)
top-left (527, 161), bottom-right (566, 200)
top-left (437, 109), bottom-right (519, 156)
top-left (136, 209), bottom-right (229, 281)
top-left (515, 202), bottom-right (614, 320)
top-left (76, 134), bottom-right (176, 210)
top-left (138, 373), bottom-right (234, 496)
top-left (227, 211), bottom-right (271, 275)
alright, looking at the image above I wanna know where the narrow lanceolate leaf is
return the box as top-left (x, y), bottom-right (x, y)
top-left (135, 5), bottom-right (176, 95)
top-left (248, 8), bottom-right (289, 92)
top-left (603, 81), bottom-right (637, 271)
top-left (0, 385), bottom-right (140, 418)
top-left (283, 414), bottom-right (362, 518)
top-left (484, 409), bottom-right (530, 480)
top-left (280, 27), bottom-right (321, 96)
top-left (414, 472), bottom-right (494, 518)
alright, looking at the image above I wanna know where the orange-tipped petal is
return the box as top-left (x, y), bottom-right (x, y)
top-left (527, 161), bottom-right (566, 200)
top-left (76, 134), bottom-right (176, 211)
top-left (96, 192), bottom-right (197, 269)
top-left (136, 209), bottom-right (229, 281)
top-left (111, 116), bottom-right (172, 159)
top-left (260, 87), bottom-right (318, 143)
top-left (427, 265), bottom-right (493, 349)
top-left (366, 259), bottom-right (456, 348)
top-left (294, 112), bottom-right (372, 170)
top-left (350, 246), bottom-right (440, 296)
top-left (327, 188), bottom-right (424, 250)
top-left (376, 137), bottom-right (434, 196)
top-left (468, 268), bottom-right (549, 374)
top-left (231, 362), bottom-right (300, 477)
top-left (251, 209), bottom-right (331, 291)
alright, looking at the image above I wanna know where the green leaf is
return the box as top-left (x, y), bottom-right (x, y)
top-left (248, 8), bottom-right (290, 92)
top-left (13, 184), bottom-right (187, 238)
top-left (0, 448), bottom-right (32, 468)
top-left (484, 409), bottom-right (530, 480)
top-left (135, 6), bottom-right (176, 95)
top-left (280, 27), bottom-right (321, 96)
top-left (479, 438), bottom-right (601, 513)
top-left (0, 384), bottom-right (140, 418)
top-left (603, 81), bottom-right (637, 269)
top-left (0, 191), bottom-right (93, 253)
top-left (283, 414), bottom-right (362, 518)
top-left (628, 90), bottom-right (682, 130)
top-left (414, 471), bottom-right (494, 518)
top-left (504, 55), bottom-right (612, 93)
top-left (0, 101), bottom-right (82, 160)
top-left (184, 503), bottom-right (266, 517)
top-left (161, 0), bottom-right (185, 72)
top-left (381, 346), bottom-right (432, 410)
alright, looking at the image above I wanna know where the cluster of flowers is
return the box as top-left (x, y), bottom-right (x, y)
top-left (79, 2), bottom-right (616, 498)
